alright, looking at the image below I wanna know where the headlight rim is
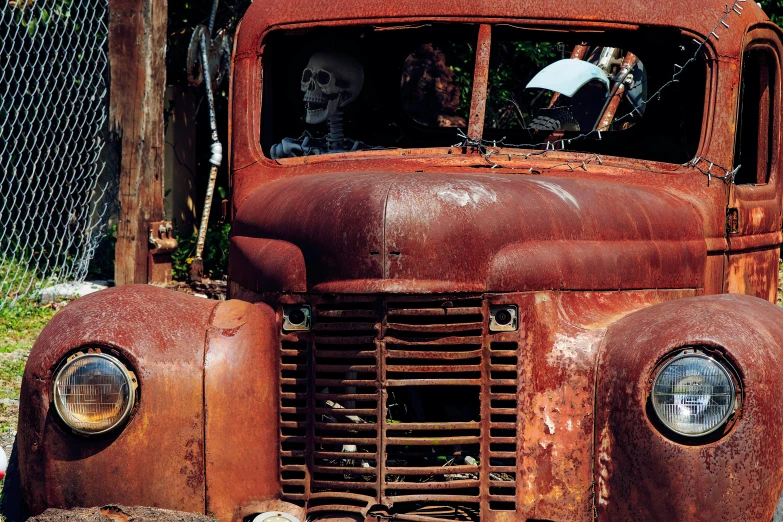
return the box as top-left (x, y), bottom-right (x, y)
top-left (648, 347), bottom-right (742, 441)
top-left (52, 350), bottom-right (138, 436)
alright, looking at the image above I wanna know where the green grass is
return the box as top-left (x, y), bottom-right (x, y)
top-left (0, 300), bottom-right (56, 438)
top-left (0, 301), bottom-right (56, 354)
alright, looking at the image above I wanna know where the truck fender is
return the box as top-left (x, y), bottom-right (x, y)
top-left (595, 294), bottom-right (783, 521)
top-left (17, 285), bottom-right (280, 521)
top-left (204, 298), bottom-right (280, 521)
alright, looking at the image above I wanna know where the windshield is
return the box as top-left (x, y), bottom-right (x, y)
top-left (261, 24), bottom-right (705, 164)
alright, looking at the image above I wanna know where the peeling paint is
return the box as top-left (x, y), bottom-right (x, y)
top-left (436, 182), bottom-right (498, 208)
top-left (547, 331), bottom-right (601, 366)
top-left (597, 424), bottom-right (613, 508)
top-left (544, 411), bottom-right (556, 434)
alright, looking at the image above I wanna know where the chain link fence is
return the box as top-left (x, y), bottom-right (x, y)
top-left (0, 0), bottom-right (115, 308)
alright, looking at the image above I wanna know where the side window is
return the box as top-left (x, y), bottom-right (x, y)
top-left (734, 47), bottom-right (777, 185)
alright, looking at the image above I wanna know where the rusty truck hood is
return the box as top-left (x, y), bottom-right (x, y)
top-left (230, 171), bottom-right (706, 293)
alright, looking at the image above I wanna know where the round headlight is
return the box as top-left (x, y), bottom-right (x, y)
top-left (651, 352), bottom-right (737, 437)
top-left (53, 352), bottom-right (136, 435)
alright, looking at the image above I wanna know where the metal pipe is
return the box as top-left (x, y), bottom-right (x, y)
top-left (191, 3), bottom-right (222, 281)
top-left (594, 51), bottom-right (638, 132)
top-left (208, 0), bottom-right (219, 35)
top-left (466, 24), bottom-right (492, 143)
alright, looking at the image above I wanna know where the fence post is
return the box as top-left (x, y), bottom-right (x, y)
top-left (109, 0), bottom-right (169, 285)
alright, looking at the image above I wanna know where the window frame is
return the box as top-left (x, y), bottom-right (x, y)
top-left (730, 30), bottom-right (782, 205)
top-left (254, 20), bottom-right (714, 170)
top-left (732, 42), bottom-right (779, 186)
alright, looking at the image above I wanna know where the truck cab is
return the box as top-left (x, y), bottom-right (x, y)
top-left (13, 1), bottom-right (783, 521)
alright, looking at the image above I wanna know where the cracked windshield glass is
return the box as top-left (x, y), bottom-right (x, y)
top-left (262, 25), bottom-right (705, 164)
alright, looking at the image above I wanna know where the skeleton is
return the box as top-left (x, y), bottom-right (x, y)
top-left (271, 51), bottom-right (373, 159)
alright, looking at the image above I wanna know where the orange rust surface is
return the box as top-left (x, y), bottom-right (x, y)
top-left (18, 286), bottom-right (217, 514)
top-left (511, 290), bottom-right (697, 520)
top-left (204, 300), bottom-right (281, 521)
top-left (725, 247), bottom-right (780, 301)
top-left (596, 295), bottom-right (783, 520)
top-left (467, 25), bottom-right (491, 140)
top-left (18, 1), bottom-right (783, 521)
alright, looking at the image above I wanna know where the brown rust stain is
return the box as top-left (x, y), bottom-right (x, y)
top-left (210, 299), bottom-right (249, 330)
top-left (516, 293), bottom-right (601, 521)
top-left (467, 25), bottom-right (491, 141)
top-left (204, 300), bottom-right (280, 522)
top-left (182, 439), bottom-right (205, 494)
top-left (725, 248), bottom-right (779, 301)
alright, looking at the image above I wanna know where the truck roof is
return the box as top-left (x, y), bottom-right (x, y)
top-left (238, 0), bottom-right (768, 51)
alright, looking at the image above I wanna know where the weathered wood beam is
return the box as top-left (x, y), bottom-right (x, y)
top-left (109, 0), bottom-right (168, 285)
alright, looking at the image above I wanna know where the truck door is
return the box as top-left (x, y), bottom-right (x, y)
top-left (725, 28), bottom-right (783, 302)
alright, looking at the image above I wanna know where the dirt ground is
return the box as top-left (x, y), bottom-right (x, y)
top-left (28, 505), bottom-right (216, 522)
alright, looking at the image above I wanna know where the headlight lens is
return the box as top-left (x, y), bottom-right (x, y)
top-left (651, 352), bottom-right (737, 437)
top-left (54, 353), bottom-right (136, 435)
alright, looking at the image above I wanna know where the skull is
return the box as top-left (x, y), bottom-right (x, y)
top-left (300, 51), bottom-right (364, 124)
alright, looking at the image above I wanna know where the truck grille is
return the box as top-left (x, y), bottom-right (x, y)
top-left (279, 296), bottom-right (519, 521)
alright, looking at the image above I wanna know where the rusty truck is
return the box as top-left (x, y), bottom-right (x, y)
top-left (9, 0), bottom-right (783, 520)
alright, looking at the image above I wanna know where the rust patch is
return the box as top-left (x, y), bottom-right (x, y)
top-left (596, 424), bottom-right (613, 510)
top-left (210, 299), bottom-right (249, 330)
top-left (182, 439), bottom-right (205, 494)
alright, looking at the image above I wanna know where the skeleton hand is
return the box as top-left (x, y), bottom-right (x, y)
top-left (270, 137), bottom-right (325, 159)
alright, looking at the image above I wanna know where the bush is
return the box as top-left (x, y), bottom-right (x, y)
top-left (172, 223), bottom-right (231, 281)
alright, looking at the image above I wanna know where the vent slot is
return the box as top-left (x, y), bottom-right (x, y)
top-left (312, 301), bottom-right (381, 500)
top-left (386, 502), bottom-right (481, 522)
top-left (280, 340), bottom-right (309, 505)
top-left (383, 384), bottom-right (482, 506)
top-left (386, 298), bottom-right (483, 341)
top-left (382, 297), bottom-right (485, 510)
top-left (385, 297), bottom-right (484, 386)
top-left (386, 344), bottom-right (482, 384)
top-left (488, 342), bottom-right (518, 512)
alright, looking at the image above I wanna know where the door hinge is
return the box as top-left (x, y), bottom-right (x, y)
top-left (726, 207), bottom-right (739, 234)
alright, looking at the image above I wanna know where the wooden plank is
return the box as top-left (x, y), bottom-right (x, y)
top-left (109, 0), bottom-right (168, 284)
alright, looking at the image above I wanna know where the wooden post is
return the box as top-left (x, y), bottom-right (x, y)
top-left (109, 0), bottom-right (169, 285)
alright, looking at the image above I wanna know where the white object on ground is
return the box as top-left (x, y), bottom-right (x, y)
top-left (0, 445), bottom-right (8, 480)
top-left (38, 280), bottom-right (109, 303)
